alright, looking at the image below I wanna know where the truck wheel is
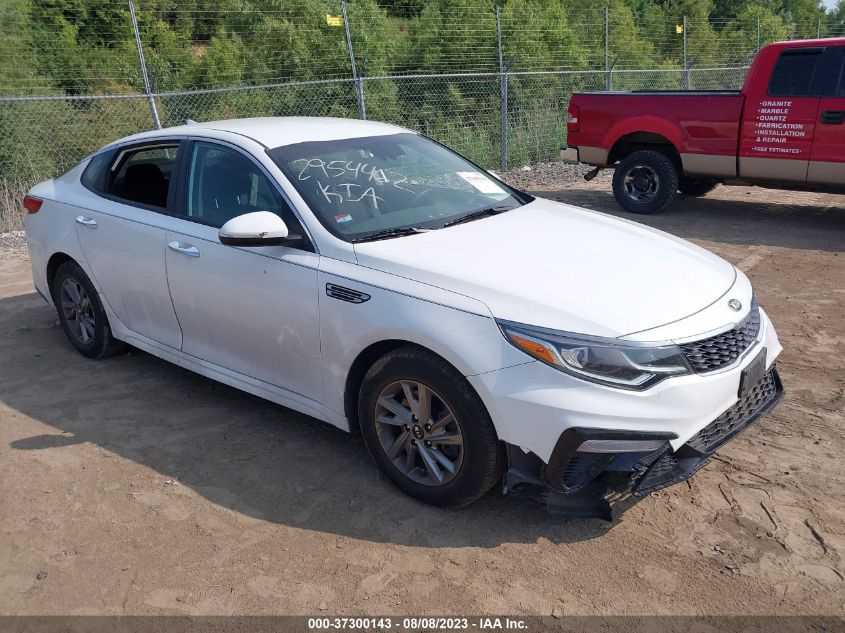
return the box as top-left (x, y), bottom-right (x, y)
top-left (612, 150), bottom-right (679, 214)
top-left (679, 178), bottom-right (719, 197)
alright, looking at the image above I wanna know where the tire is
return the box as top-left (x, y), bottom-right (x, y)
top-left (679, 178), bottom-right (719, 197)
top-left (358, 345), bottom-right (504, 507)
top-left (612, 150), bottom-right (679, 214)
top-left (51, 261), bottom-right (124, 359)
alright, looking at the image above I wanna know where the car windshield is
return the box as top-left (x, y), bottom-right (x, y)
top-left (267, 133), bottom-right (527, 242)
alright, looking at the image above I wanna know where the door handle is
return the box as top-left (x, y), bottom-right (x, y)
top-left (820, 110), bottom-right (845, 124)
top-left (168, 241), bottom-right (200, 257)
top-left (75, 215), bottom-right (98, 229)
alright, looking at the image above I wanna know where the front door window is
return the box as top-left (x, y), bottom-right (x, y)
top-left (186, 142), bottom-right (284, 228)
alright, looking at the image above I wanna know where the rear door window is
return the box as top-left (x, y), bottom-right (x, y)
top-left (81, 150), bottom-right (113, 193)
top-left (107, 145), bottom-right (180, 209)
top-left (822, 47), bottom-right (845, 96)
top-left (768, 48), bottom-right (826, 97)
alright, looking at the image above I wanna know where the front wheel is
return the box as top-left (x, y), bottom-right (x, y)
top-left (358, 346), bottom-right (504, 507)
top-left (612, 150), bottom-right (679, 214)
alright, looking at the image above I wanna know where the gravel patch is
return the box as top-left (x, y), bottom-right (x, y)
top-left (0, 231), bottom-right (26, 257)
top-left (497, 161), bottom-right (611, 192)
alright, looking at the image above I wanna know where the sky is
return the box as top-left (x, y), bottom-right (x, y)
top-left (823, 0), bottom-right (837, 9)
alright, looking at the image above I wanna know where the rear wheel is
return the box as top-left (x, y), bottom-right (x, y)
top-left (52, 261), bottom-right (124, 359)
top-left (612, 150), bottom-right (679, 215)
top-left (679, 178), bottom-right (719, 197)
top-left (358, 345), bottom-right (504, 507)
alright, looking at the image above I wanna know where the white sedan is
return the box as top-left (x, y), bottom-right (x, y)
top-left (24, 117), bottom-right (783, 515)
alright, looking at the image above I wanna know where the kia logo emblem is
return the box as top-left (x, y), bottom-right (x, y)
top-left (728, 299), bottom-right (742, 312)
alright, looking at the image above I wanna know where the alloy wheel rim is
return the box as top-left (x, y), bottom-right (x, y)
top-left (60, 278), bottom-right (95, 345)
top-left (374, 380), bottom-right (464, 486)
top-left (623, 165), bottom-right (660, 202)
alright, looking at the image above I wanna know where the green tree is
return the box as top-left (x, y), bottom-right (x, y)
top-left (719, 2), bottom-right (790, 65)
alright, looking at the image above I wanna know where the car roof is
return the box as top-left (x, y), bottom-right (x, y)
top-left (109, 116), bottom-right (412, 150)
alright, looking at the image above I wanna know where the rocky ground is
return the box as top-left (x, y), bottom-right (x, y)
top-left (499, 161), bottom-right (609, 191)
top-left (0, 230), bottom-right (25, 257)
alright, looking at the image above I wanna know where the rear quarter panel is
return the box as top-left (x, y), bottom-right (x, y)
top-left (25, 161), bottom-right (128, 341)
top-left (25, 170), bottom-right (90, 303)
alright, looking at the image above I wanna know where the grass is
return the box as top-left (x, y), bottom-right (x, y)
top-left (0, 178), bottom-right (27, 233)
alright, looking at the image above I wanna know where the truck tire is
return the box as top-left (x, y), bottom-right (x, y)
top-left (612, 150), bottom-right (679, 215)
top-left (679, 178), bottom-right (719, 197)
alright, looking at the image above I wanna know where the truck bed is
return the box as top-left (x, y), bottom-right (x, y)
top-left (568, 91), bottom-right (744, 160)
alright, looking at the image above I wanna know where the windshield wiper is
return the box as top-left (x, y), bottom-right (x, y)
top-left (442, 205), bottom-right (515, 228)
top-left (352, 205), bottom-right (515, 242)
top-left (352, 226), bottom-right (432, 243)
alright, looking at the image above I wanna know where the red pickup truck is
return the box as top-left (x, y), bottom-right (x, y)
top-left (561, 38), bottom-right (845, 214)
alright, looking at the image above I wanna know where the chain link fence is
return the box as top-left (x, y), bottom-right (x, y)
top-left (1, 0), bottom-right (842, 229)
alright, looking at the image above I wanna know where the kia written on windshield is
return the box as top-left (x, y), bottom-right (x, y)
top-left (267, 132), bottom-right (531, 242)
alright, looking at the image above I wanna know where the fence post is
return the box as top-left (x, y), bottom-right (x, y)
top-left (605, 6), bottom-right (611, 91)
top-left (818, 17), bottom-right (821, 38)
top-left (496, 6), bottom-right (508, 172)
top-left (128, 0), bottom-right (161, 129)
top-left (342, 0), bottom-right (366, 120)
top-left (683, 15), bottom-right (689, 90)
top-left (756, 15), bottom-right (761, 50)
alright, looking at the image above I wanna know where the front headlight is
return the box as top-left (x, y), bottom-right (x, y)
top-left (498, 320), bottom-right (692, 391)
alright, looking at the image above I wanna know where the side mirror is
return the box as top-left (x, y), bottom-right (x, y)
top-left (218, 211), bottom-right (289, 247)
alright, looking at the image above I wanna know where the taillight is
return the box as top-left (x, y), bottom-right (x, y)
top-left (23, 195), bottom-right (43, 214)
top-left (567, 104), bottom-right (580, 132)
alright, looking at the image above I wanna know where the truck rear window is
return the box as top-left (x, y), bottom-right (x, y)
top-left (768, 49), bottom-right (825, 97)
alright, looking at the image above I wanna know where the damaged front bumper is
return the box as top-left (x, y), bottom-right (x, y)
top-left (504, 368), bottom-right (784, 520)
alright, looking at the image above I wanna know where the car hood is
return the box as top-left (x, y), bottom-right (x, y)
top-left (353, 198), bottom-right (737, 338)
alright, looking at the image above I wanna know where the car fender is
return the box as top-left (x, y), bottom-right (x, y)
top-left (316, 262), bottom-right (529, 420)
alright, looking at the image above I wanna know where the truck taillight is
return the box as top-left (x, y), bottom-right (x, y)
top-left (567, 104), bottom-right (580, 132)
top-left (23, 195), bottom-right (43, 214)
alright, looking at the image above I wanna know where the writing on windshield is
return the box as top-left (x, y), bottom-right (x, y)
top-left (294, 158), bottom-right (414, 211)
top-left (267, 133), bottom-right (525, 240)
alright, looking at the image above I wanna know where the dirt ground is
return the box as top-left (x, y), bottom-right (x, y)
top-left (0, 180), bottom-right (843, 617)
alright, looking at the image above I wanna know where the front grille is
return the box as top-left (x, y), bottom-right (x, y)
top-left (686, 369), bottom-right (780, 453)
top-left (679, 300), bottom-right (760, 373)
top-left (632, 367), bottom-right (781, 496)
top-left (633, 452), bottom-right (710, 496)
top-left (641, 451), bottom-right (678, 480)
top-left (560, 452), bottom-right (614, 491)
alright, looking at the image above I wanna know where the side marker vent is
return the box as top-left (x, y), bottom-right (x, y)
top-left (326, 283), bottom-right (370, 304)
